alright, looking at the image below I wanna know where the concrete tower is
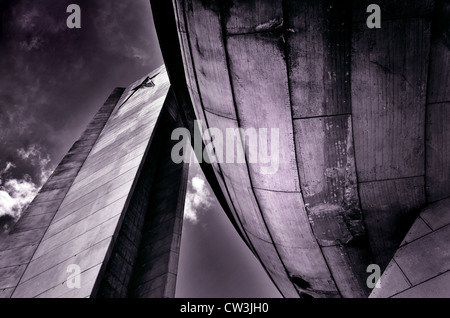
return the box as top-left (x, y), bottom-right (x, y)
top-left (0, 66), bottom-right (189, 298)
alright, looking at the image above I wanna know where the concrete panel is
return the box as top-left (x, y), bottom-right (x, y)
top-left (175, 26), bottom-right (210, 136)
top-left (0, 288), bottom-right (14, 298)
top-left (392, 271), bottom-right (450, 298)
top-left (426, 0), bottom-right (450, 103)
top-left (178, 40), bottom-right (205, 133)
top-left (76, 139), bottom-right (148, 179)
top-left (420, 197), bottom-right (450, 230)
top-left (20, 199), bottom-right (61, 218)
top-left (52, 180), bottom-right (132, 224)
top-left (61, 164), bottom-right (139, 206)
top-left (322, 245), bottom-right (367, 298)
top-left (202, 112), bottom-right (272, 242)
top-left (83, 135), bottom-right (152, 169)
top-left (400, 217), bottom-right (432, 246)
top-left (38, 264), bottom-right (102, 298)
top-left (12, 238), bottom-right (112, 298)
top-left (40, 176), bottom-right (84, 192)
top-left (140, 217), bottom-right (183, 246)
top-left (203, 112), bottom-right (248, 185)
top-left (12, 213), bottom-right (55, 233)
top-left (224, 0), bottom-right (282, 35)
top-left (253, 188), bottom-right (339, 296)
top-left (130, 251), bottom-right (179, 287)
top-left (246, 232), bottom-right (298, 298)
top-left (183, 0), bottom-right (237, 119)
top-left (132, 272), bottom-right (177, 298)
top-left (394, 224), bottom-right (450, 286)
top-left (227, 33), bottom-right (299, 192)
top-left (87, 124), bottom-right (155, 159)
top-left (57, 168), bottom-right (137, 212)
top-left (426, 103), bottom-right (450, 202)
top-left (253, 188), bottom-right (315, 247)
top-left (23, 216), bottom-right (121, 282)
top-left (138, 233), bottom-right (181, 265)
top-left (0, 228), bottom-right (47, 250)
top-left (225, 179), bottom-right (270, 242)
top-left (369, 260), bottom-right (411, 298)
top-left (275, 244), bottom-right (339, 298)
top-left (351, 19), bottom-right (430, 181)
top-left (294, 116), bottom-right (365, 242)
top-left (0, 265), bottom-right (26, 289)
top-left (37, 200), bottom-right (126, 258)
top-left (31, 188), bottom-right (68, 204)
top-left (294, 114), bottom-right (372, 297)
top-left (68, 154), bottom-right (144, 193)
top-left (359, 177), bottom-right (426, 268)
top-left (44, 197), bottom-right (128, 241)
top-left (126, 129), bottom-right (188, 298)
top-left (286, 0), bottom-right (351, 118)
top-left (0, 245), bottom-right (36, 268)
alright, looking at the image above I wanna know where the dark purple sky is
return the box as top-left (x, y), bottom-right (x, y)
top-left (0, 0), bottom-right (280, 298)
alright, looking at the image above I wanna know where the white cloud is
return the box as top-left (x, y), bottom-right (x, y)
top-left (0, 145), bottom-right (53, 223)
top-left (184, 173), bottom-right (213, 225)
top-left (17, 144), bottom-right (53, 184)
top-left (0, 176), bottom-right (38, 219)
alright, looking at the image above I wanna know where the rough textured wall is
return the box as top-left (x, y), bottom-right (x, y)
top-left (370, 0), bottom-right (450, 298)
top-left (153, 0), bottom-right (448, 297)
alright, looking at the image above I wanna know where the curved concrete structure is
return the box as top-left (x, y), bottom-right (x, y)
top-left (151, 0), bottom-right (450, 298)
top-left (0, 0), bottom-right (448, 299)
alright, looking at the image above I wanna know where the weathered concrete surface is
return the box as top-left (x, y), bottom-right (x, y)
top-left (294, 115), bottom-right (371, 297)
top-left (170, 0), bottom-right (371, 298)
top-left (0, 87), bottom-right (123, 297)
top-left (285, 0), bottom-right (352, 118)
top-left (158, 0), bottom-right (449, 298)
top-left (426, 0), bottom-right (450, 202)
top-left (351, 2), bottom-right (431, 270)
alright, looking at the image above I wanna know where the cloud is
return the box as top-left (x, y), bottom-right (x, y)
top-left (184, 173), bottom-right (213, 225)
top-left (0, 176), bottom-right (38, 217)
top-left (0, 161), bottom-right (39, 233)
top-left (0, 144), bottom-right (53, 233)
top-left (0, 162), bottom-right (40, 232)
top-left (0, 0), bottom-right (162, 232)
top-left (17, 144), bottom-right (53, 183)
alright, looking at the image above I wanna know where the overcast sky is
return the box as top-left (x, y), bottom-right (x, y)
top-left (0, 0), bottom-right (280, 298)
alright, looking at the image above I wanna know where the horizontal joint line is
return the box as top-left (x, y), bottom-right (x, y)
top-left (359, 175), bottom-right (424, 184)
